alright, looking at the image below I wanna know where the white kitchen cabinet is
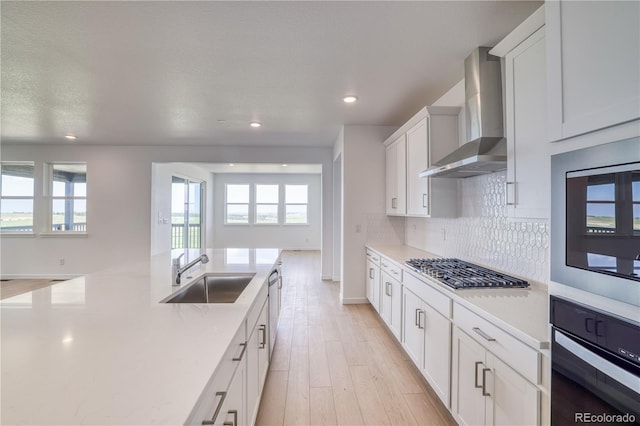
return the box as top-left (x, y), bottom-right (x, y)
top-left (402, 277), bottom-right (452, 408)
top-left (366, 259), bottom-right (381, 313)
top-left (246, 297), bottom-right (269, 425)
top-left (380, 267), bottom-right (402, 339)
top-left (386, 134), bottom-right (407, 215)
top-left (546, 1), bottom-right (640, 141)
top-left (451, 327), bottom-right (539, 426)
top-left (388, 107), bottom-right (459, 218)
top-left (217, 356), bottom-right (245, 426)
top-left (492, 7), bottom-right (548, 220)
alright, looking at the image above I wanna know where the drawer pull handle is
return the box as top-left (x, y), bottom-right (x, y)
top-left (382, 263), bottom-right (388, 267)
top-left (202, 391), bottom-right (226, 425)
top-left (482, 368), bottom-right (491, 396)
top-left (422, 193), bottom-right (428, 208)
top-left (369, 268), bottom-right (374, 279)
top-left (474, 361), bottom-right (483, 389)
top-left (391, 270), bottom-right (398, 275)
top-left (473, 327), bottom-right (496, 342)
top-left (232, 342), bottom-right (247, 361)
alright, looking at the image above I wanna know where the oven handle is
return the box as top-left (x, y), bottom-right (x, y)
top-left (555, 331), bottom-right (640, 394)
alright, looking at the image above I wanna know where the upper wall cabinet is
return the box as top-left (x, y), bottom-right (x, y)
top-left (385, 106), bottom-right (460, 218)
top-left (386, 134), bottom-right (407, 215)
top-left (546, 1), bottom-right (640, 141)
top-left (491, 6), bottom-right (549, 221)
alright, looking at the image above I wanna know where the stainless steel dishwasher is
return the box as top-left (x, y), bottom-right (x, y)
top-left (267, 262), bottom-right (282, 359)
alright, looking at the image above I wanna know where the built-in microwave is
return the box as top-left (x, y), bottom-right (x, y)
top-left (551, 137), bottom-right (640, 308)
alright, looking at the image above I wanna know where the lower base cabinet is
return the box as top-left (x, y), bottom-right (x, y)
top-left (381, 271), bottom-right (402, 339)
top-left (451, 327), bottom-right (539, 426)
top-left (247, 298), bottom-right (269, 425)
top-left (366, 260), bottom-right (381, 313)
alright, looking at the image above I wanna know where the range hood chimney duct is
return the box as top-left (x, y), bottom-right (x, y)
top-left (420, 47), bottom-right (507, 178)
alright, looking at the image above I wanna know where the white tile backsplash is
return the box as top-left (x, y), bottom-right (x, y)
top-left (405, 171), bottom-right (550, 283)
top-left (366, 214), bottom-right (405, 245)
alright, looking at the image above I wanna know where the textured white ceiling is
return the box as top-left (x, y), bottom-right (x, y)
top-left (1, 1), bottom-right (541, 147)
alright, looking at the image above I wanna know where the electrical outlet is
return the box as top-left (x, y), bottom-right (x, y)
top-left (59, 258), bottom-right (65, 266)
top-left (355, 224), bottom-right (362, 233)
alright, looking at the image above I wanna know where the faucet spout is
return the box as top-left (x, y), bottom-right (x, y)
top-left (172, 254), bottom-right (209, 286)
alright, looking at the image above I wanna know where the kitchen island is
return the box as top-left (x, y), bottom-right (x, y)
top-left (0, 248), bottom-right (281, 425)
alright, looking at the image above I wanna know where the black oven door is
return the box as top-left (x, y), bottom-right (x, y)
top-left (552, 328), bottom-right (640, 425)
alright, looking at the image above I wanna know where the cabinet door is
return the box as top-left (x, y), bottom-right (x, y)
top-left (452, 328), bottom-right (487, 426)
top-left (406, 118), bottom-right (429, 217)
top-left (423, 304), bottom-right (451, 408)
top-left (386, 135), bottom-right (407, 215)
top-left (380, 272), bottom-right (393, 328)
top-left (389, 277), bottom-right (403, 339)
top-left (546, 1), bottom-right (640, 141)
top-left (505, 27), bottom-right (549, 220)
top-left (485, 354), bottom-right (539, 426)
top-left (219, 359), bottom-right (245, 426)
top-left (366, 261), bottom-right (381, 313)
top-left (402, 288), bottom-right (424, 368)
top-left (247, 302), bottom-right (269, 425)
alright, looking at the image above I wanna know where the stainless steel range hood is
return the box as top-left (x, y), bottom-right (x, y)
top-left (420, 47), bottom-right (506, 178)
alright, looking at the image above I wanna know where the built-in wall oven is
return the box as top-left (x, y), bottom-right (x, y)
top-left (550, 296), bottom-right (640, 425)
top-left (551, 137), bottom-right (640, 307)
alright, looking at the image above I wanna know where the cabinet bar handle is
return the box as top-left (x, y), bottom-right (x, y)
top-left (382, 263), bottom-right (388, 267)
top-left (422, 193), bottom-right (428, 208)
top-left (473, 327), bottom-right (496, 342)
top-left (223, 409), bottom-right (238, 426)
top-left (392, 197), bottom-right (397, 209)
top-left (418, 310), bottom-right (425, 329)
top-left (259, 325), bottom-right (267, 349)
top-left (386, 282), bottom-right (392, 297)
top-left (369, 268), bottom-right (374, 279)
top-left (278, 276), bottom-right (283, 289)
top-left (505, 182), bottom-right (516, 206)
top-left (415, 308), bottom-right (420, 326)
top-left (232, 342), bottom-right (247, 361)
top-left (474, 361), bottom-right (483, 389)
top-left (482, 368), bottom-right (491, 396)
top-left (202, 391), bottom-right (226, 425)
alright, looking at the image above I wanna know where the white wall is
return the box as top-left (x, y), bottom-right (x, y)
top-left (0, 144), bottom-right (334, 279)
top-left (212, 173), bottom-right (321, 249)
top-left (150, 163), bottom-right (215, 256)
top-left (337, 125), bottom-right (399, 304)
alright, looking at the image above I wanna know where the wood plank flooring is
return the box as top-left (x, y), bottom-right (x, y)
top-left (256, 251), bottom-right (456, 426)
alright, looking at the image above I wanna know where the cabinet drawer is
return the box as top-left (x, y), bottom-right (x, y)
top-left (380, 257), bottom-right (403, 282)
top-left (185, 325), bottom-right (247, 425)
top-left (403, 272), bottom-right (451, 318)
top-left (453, 303), bottom-right (539, 384)
top-left (366, 249), bottom-right (381, 266)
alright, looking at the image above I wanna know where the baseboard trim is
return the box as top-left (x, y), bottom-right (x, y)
top-left (340, 297), bottom-right (369, 305)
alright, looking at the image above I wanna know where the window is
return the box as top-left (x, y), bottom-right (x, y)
top-left (226, 184), bottom-right (249, 224)
top-left (585, 175), bottom-right (616, 234)
top-left (1, 162), bottom-right (35, 232)
top-left (49, 163), bottom-right (87, 232)
top-left (255, 184), bottom-right (279, 224)
top-left (285, 184), bottom-right (308, 224)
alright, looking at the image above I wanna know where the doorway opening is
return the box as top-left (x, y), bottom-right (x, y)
top-left (171, 176), bottom-right (204, 250)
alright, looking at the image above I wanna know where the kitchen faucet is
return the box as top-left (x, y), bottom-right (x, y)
top-left (172, 253), bottom-right (210, 286)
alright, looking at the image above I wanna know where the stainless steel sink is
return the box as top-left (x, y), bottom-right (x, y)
top-left (163, 273), bottom-right (255, 303)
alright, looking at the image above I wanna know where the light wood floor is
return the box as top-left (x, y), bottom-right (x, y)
top-left (256, 251), bottom-right (456, 426)
top-left (0, 279), bottom-right (66, 300)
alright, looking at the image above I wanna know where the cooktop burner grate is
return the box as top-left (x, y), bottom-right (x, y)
top-left (405, 258), bottom-right (529, 290)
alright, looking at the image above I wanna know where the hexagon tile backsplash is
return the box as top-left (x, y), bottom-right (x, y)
top-left (404, 171), bottom-right (550, 284)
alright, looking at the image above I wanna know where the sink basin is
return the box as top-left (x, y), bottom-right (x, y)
top-left (163, 273), bottom-right (255, 303)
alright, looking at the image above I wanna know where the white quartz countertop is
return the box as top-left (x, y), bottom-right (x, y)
top-left (1, 248), bottom-right (281, 425)
top-left (367, 244), bottom-right (550, 350)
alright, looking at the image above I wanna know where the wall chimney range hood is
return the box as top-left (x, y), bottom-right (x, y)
top-left (420, 47), bottom-right (507, 178)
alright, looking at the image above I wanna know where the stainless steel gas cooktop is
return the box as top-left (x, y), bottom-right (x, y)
top-left (405, 258), bottom-right (529, 290)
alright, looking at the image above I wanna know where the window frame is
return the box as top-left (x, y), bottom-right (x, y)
top-left (284, 184), bottom-right (309, 225)
top-left (254, 184), bottom-right (280, 225)
top-left (47, 162), bottom-right (88, 234)
top-left (0, 161), bottom-right (36, 234)
top-left (224, 183), bottom-right (250, 225)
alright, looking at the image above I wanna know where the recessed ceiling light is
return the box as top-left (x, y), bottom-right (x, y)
top-left (250, 122), bottom-right (262, 128)
top-left (228, 163), bottom-right (235, 167)
top-left (342, 95), bottom-right (358, 104)
top-left (281, 164), bottom-right (288, 167)
top-left (64, 135), bottom-right (78, 140)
